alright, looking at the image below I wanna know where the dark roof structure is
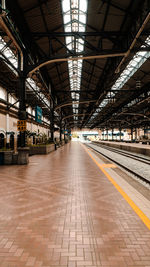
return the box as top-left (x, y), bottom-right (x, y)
top-left (0, 0), bottom-right (150, 130)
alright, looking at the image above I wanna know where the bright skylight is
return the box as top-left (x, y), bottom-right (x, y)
top-left (0, 36), bottom-right (18, 74)
top-left (62, 0), bottom-right (88, 122)
top-left (89, 35), bottom-right (150, 125)
top-left (26, 78), bottom-right (50, 108)
top-left (0, 37), bottom-right (50, 113)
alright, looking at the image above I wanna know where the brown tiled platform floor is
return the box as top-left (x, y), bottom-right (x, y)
top-left (0, 142), bottom-right (150, 267)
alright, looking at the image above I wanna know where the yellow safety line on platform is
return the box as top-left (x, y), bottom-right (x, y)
top-left (82, 144), bottom-right (150, 230)
top-left (100, 163), bottom-right (116, 168)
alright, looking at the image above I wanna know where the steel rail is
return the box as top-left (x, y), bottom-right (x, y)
top-left (92, 142), bottom-right (150, 165)
top-left (85, 143), bottom-right (150, 185)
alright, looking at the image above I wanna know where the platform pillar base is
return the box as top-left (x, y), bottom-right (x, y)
top-left (17, 147), bottom-right (29, 165)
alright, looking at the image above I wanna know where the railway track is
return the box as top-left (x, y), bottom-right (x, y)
top-left (92, 142), bottom-right (150, 166)
top-left (85, 143), bottom-right (150, 185)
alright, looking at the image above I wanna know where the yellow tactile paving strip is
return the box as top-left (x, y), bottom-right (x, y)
top-left (0, 142), bottom-right (150, 267)
top-left (83, 144), bottom-right (150, 231)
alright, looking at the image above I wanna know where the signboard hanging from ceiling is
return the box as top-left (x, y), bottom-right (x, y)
top-left (35, 106), bottom-right (42, 123)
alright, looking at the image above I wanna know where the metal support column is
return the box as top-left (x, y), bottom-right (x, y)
top-left (6, 91), bottom-right (10, 148)
top-left (59, 110), bottom-right (62, 143)
top-left (112, 128), bottom-right (114, 141)
top-left (135, 128), bottom-right (137, 141)
top-left (119, 128), bottom-right (122, 141)
top-left (50, 108), bottom-right (54, 142)
top-left (18, 52), bottom-right (28, 147)
top-left (131, 127), bottom-right (133, 142)
top-left (64, 124), bottom-right (66, 142)
top-left (68, 129), bottom-right (71, 140)
top-left (106, 128), bottom-right (108, 141)
top-left (18, 74), bottom-right (27, 147)
top-left (144, 126), bottom-right (147, 138)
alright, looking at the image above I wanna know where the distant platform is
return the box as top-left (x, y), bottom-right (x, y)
top-left (94, 141), bottom-right (150, 157)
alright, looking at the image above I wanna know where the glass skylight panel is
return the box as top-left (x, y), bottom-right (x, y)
top-left (0, 37), bottom-right (5, 50)
top-left (66, 37), bottom-right (72, 46)
top-left (64, 14), bottom-right (70, 24)
top-left (0, 37), bottom-right (18, 73)
top-left (26, 78), bottom-right (50, 107)
top-left (62, 0), bottom-right (88, 119)
top-left (112, 37), bottom-right (150, 92)
top-left (79, 14), bottom-right (86, 24)
top-left (62, 0), bottom-right (70, 12)
top-left (80, 0), bottom-right (88, 12)
top-left (65, 25), bottom-right (71, 32)
top-left (89, 34), bottom-right (150, 125)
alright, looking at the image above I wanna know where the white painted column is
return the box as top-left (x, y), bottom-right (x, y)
top-left (6, 113), bottom-right (9, 144)
top-left (2, 0), bottom-right (6, 9)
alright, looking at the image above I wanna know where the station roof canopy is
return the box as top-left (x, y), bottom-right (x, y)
top-left (1, 0), bottom-right (150, 129)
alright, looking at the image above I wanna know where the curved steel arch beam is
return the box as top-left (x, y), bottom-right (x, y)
top-left (55, 100), bottom-right (96, 111)
top-left (28, 53), bottom-right (126, 75)
top-left (62, 113), bottom-right (90, 121)
top-left (122, 113), bottom-right (150, 121)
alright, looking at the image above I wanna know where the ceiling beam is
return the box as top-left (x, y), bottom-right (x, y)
top-left (55, 100), bottom-right (96, 111)
top-left (31, 31), bottom-right (129, 38)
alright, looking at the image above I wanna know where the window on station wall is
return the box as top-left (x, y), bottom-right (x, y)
top-left (27, 106), bottom-right (32, 115)
top-left (32, 110), bottom-right (35, 117)
top-left (8, 94), bottom-right (19, 107)
top-left (0, 86), bottom-right (7, 101)
top-left (0, 133), bottom-right (5, 149)
top-left (26, 78), bottom-right (50, 108)
top-left (0, 37), bottom-right (18, 75)
top-left (0, 35), bottom-right (50, 111)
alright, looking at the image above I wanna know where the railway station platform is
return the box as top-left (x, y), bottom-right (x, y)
top-left (0, 142), bottom-right (150, 267)
top-left (95, 141), bottom-right (150, 157)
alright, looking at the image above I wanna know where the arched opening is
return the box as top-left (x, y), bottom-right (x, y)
top-left (10, 134), bottom-right (14, 150)
top-left (0, 133), bottom-right (5, 149)
top-left (17, 134), bottom-right (21, 148)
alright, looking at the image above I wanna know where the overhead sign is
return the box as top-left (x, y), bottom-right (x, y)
top-left (17, 120), bottom-right (27, 131)
top-left (35, 106), bottom-right (42, 123)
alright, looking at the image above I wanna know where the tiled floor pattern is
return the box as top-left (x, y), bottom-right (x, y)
top-left (0, 142), bottom-right (150, 267)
